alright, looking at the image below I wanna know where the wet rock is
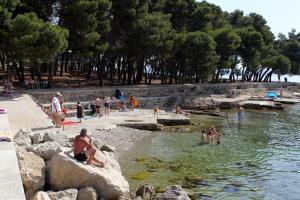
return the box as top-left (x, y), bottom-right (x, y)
top-left (136, 184), bottom-right (156, 200)
top-left (155, 185), bottom-right (190, 200)
top-left (16, 148), bottom-right (45, 196)
top-left (43, 132), bottom-right (71, 147)
top-left (176, 128), bottom-right (191, 132)
top-left (27, 141), bottom-right (63, 161)
top-left (100, 144), bottom-right (115, 153)
top-left (14, 128), bottom-right (32, 147)
top-left (47, 152), bottom-right (129, 199)
top-left (77, 187), bottom-right (97, 200)
top-left (48, 189), bottom-right (78, 200)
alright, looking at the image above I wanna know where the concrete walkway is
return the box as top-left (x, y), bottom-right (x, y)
top-left (0, 114), bottom-right (25, 200)
top-left (0, 94), bottom-right (53, 135)
top-left (0, 94), bottom-right (52, 200)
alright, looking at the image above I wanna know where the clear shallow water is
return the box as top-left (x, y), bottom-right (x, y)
top-left (119, 105), bottom-right (300, 200)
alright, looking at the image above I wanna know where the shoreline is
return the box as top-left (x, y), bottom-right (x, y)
top-left (91, 126), bottom-right (152, 158)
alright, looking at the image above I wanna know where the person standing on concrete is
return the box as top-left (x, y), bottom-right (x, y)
top-left (52, 92), bottom-right (63, 128)
top-left (76, 102), bottom-right (84, 123)
top-left (95, 97), bottom-right (102, 117)
top-left (104, 94), bottom-right (111, 116)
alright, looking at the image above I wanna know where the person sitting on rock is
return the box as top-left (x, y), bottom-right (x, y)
top-left (73, 128), bottom-right (106, 167)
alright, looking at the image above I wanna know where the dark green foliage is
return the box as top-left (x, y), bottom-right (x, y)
top-left (0, 0), bottom-right (297, 85)
top-left (6, 12), bottom-right (68, 61)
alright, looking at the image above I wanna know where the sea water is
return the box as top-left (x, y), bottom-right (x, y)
top-left (120, 105), bottom-right (300, 200)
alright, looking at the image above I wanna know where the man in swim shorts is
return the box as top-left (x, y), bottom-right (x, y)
top-left (73, 128), bottom-right (106, 166)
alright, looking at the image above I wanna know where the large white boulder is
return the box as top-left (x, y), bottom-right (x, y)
top-left (16, 148), bottom-right (45, 194)
top-left (27, 141), bottom-right (62, 161)
top-left (14, 128), bottom-right (32, 147)
top-left (47, 151), bottom-right (129, 200)
top-left (48, 189), bottom-right (78, 200)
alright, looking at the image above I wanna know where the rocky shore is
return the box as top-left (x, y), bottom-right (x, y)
top-left (14, 127), bottom-right (190, 200)
top-left (91, 127), bottom-right (152, 158)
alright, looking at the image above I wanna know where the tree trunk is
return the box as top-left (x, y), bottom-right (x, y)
top-left (127, 55), bottom-right (133, 85)
top-left (117, 57), bottom-right (121, 83)
top-left (48, 57), bottom-right (56, 88)
top-left (98, 55), bottom-right (105, 87)
top-left (136, 58), bottom-right (144, 84)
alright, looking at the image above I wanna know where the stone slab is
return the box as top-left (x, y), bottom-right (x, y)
top-left (0, 114), bottom-right (26, 200)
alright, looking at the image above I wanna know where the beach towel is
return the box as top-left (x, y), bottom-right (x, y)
top-left (63, 120), bottom-right (78, 126)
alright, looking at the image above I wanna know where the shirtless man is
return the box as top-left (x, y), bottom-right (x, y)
top-left (73, 128), bottom-right (106, 166)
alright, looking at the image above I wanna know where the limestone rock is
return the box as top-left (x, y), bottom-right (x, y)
top-left (47, 152), bottom-right (129, 200)
top-left (14, 128), bottom-right (32, 147)
top-left (43, 132), bottom-right (71, 147)
top-left (32, 133), bottom-right (45, 144)
top-left (16, 148), bottom-right (45, 193)
top-left (33, 191), bottom-right (51, 200)
top-left (136, 184), bottom-right (155, 200)
top-left (154, 185), bottom-right (190, 200)
top-left (27, 141), bottom-right (63, 161)
top-left (100, 144), bottom-right (115, 153)
top-left (48, 189), bottom-right (78, 200)
top-left (77, 187), bottom-right (97, 200)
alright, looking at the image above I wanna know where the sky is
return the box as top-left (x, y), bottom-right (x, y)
top-left (204, 0), bottom-right (300, 37)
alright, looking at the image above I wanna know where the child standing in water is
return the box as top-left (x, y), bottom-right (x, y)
top-left (238, 106), bottom-right (244, 121)
top-left (154, 105), bottom-right (159, 117)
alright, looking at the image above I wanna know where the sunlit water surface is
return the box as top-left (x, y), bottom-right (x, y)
top-left (120, 105), bottom-right (300, 200)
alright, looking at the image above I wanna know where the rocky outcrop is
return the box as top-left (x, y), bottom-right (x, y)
top-left (77, 187), bottom-right (97, 200)
top-left (16, 148), bottom-right (45, 197)
top-left (14, 128), bottom-right (32, 147)
top-left (43, 132), bottom-right (71, 147)
top-left (135, 184), bottom-right (156, 200)
top-left (33, 191), bottom-right (51, 200)
top-left (27, 141), bottom-right (63, 161)
top-left (155, 185), bottom-right (190, 200)
top-left (32, 133), bottom-right (45, 144)
top-left (48, 189), bottom-right (78, 200)
top-left (47, 151), bottom-right (129, 200)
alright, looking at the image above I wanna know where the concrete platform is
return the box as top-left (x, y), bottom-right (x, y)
top-left (61, 109), bottom-right (191, 138)
top-left (239, 100), bottom-right (284, 110)
top-left (0, 114), bottom-right (25, 200)
top-left (274, 98), bottom-right (300, 104)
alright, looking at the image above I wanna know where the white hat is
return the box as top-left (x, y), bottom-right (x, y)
top-left (56, 92), bottom-right (62, 96)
